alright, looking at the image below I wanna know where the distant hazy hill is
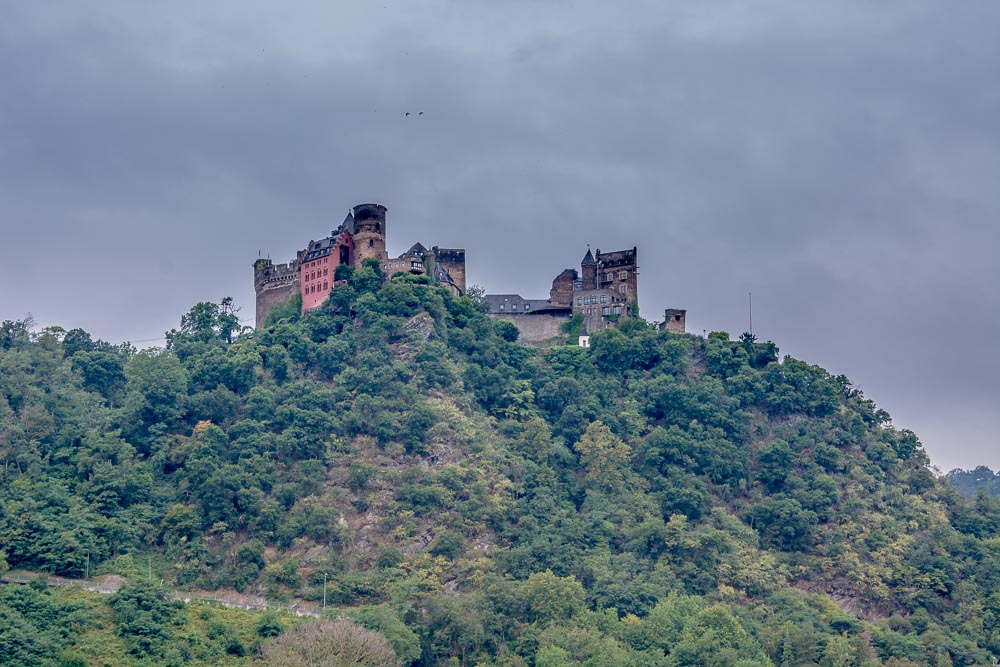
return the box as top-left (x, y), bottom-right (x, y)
top-left (2, 266), bottom-right (999, 666)
top-left (947, 465), bottom-right (1000, 498)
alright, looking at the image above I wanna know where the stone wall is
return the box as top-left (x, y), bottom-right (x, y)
top-left (255, 281), bottom-right (299, 328)
top-left (254, 258), bottom-right (300, 328)
top-left (488, 313), bottom-right (571, 346)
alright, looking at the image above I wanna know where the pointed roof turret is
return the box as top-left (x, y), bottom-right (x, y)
top-left (340, 211), bottom-right (356, 234)
top-left (581, 247), bottom-right (596, 265)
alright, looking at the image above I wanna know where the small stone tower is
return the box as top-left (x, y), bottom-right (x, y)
top-left (351, 203), bottom-right (389, 264)
top-left (581, 248), bottom-right (597, 290)
top-left (662, 308), bottom-right (687, 334)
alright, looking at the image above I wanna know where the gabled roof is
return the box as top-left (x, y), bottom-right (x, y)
top-left (581, 248), bottom-right (596, 265)
top-left (404, 242), bottom-right (428, 257)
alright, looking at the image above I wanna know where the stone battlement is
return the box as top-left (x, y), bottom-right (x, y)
top-left (253, 258), bottom-right (299, 290)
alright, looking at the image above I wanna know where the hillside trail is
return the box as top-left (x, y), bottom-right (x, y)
top-left (1, 569), bottom-right (323, 617)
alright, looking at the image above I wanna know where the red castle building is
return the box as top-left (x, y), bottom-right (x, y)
top-left (253, 203), bottom-right (466, 327)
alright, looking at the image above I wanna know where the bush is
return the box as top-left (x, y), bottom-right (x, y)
top-left (259, 619), bottom-right (401, 667)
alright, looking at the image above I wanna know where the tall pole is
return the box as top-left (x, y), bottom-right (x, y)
top-left (323, 573), bottom-right (327, 610)
top-left (748, 291), bottom-right (753, 337)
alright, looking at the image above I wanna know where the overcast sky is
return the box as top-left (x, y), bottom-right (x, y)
top-left (2, 1), bottom-right (997, 471)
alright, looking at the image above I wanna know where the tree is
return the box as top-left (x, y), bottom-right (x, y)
top-left (521, 570), bottom-right (585, 624)
top-left (259, 619), bottom-right (401, 667)
top-left (574, 421), bottom-right (630, 492)
top-left (108, 581), bottom-right (184, 656)
top-left (464, 284), bottom-right (489, 312)
top-left (120, 348), bottom-right (189, 444)
top-left (61, 328), bottom-right (95, 357)
top-left (494, 320), bottom-right (520, 343)
top-left (166, 297), bottom-right (243, 350)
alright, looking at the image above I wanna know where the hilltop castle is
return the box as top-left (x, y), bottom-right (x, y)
top-left (253, 203), bottom-right (465, 327)
top-left (254, 202), bottom-right (685, 343)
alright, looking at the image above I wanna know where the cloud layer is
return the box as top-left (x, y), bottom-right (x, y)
top-left (2, 0), bottom-right (998, 469)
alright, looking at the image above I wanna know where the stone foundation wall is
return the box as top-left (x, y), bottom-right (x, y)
top-left (488, 313), bottom-right (571, 346)
top-left (256, 282), bottom-right (299, 328)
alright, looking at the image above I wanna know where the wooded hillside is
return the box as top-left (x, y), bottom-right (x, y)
top-left (2, 268), bottom-right (998, 666)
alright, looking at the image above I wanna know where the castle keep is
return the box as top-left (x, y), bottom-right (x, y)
top-left (253, 203), bottom-right (465, 327)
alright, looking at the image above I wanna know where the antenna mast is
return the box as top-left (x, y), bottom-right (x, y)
top-left (748, 291), bottom-right (753, 337)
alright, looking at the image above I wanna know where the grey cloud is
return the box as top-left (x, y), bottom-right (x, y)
top-left (1, 0), bottom-right (998, 469)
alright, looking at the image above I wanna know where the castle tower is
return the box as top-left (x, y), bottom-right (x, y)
top-left (581, 248), bottom-right (597, 290)
top-left (595, 246), bottom-right (638, 309)
top-left (253, 257), bottom-right (300, 328)
top-left (432, 246), bottom-right (467, 293)
top-left (351, 203), bottom-right (388, 265)
top-left (662, 308), bottom-right (686, 334)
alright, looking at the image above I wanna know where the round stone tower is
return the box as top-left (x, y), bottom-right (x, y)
top-left (351, 203), bottom-right (388, 264)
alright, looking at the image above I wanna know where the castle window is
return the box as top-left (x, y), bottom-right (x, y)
top-left (369, 239), bottom-right (374, 248)
top-left (619, 271), bottom-right (627, 279)
top-left (601, 295), bottom-right (607, 304)
top-left (323, 281), bottom-right (328, 290)
top-left (602, 307), bottom-right (610, 315)
top-left (619, 285), bottom-right (627, 294)
top-left (499, 304), bottom-right (504, 311)
top-left (524, 304), bottom-right (530, 310)
top-left (613, 306), bottom-right (622, 315)
top-left (577, 297), bottom-right (583, 305)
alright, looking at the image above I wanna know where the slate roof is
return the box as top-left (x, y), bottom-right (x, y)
top-left (401, 242), bottom-right (428, 258)
top-left (301, 233), bottom-right (345, 262)
top-left (484, 294), bottom-right (553, 314)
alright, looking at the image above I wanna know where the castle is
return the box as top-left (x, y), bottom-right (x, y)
top-left (485, 247), bottom-right (686, 343)
top-left (254, 202), bottom-right (685, 343)
top-left (253, 203), bottom-right (466, 327)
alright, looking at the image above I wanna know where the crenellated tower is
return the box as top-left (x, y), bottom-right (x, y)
top-left (253, 257), bottom-right (300, 328)
top-left (432, 247), bottom-right (467, 293)
top-left (351, 203), bottom-right (389, 264)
